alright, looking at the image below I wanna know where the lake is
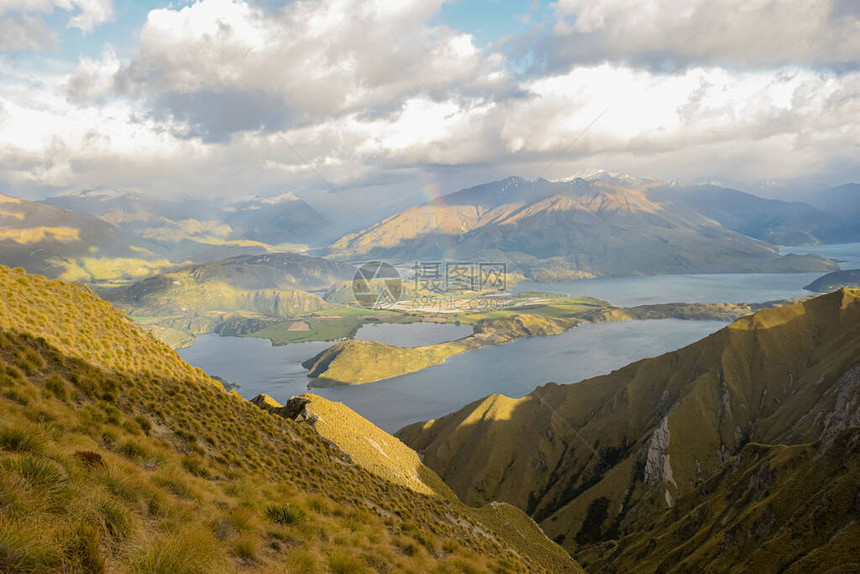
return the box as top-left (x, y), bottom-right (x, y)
top-left (180, 319), bottom-right (727, 432)
top-left (354, 322), bottom-right (472, 346)
top-left (781, 242), bottom-right (860, 270)
top-left (515, 273), bottom-right (822, 307)
top-left (178, 242), bottom-right (860, 432)
top-left (515, 242), bottom-right (860, 305)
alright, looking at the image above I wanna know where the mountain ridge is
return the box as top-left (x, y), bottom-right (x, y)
top-left (328, 177), bottom-right (838, 279)
top-left (397, 289), bottom-right (860, 571)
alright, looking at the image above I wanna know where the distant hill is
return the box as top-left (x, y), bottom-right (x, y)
top-left (648, 184), bottom-right (858, 245)
top-left (807, 183), bottom-right (860, 215)
top-left (0, 264), bottom-right (580, 573)
top-left (103, 252), bottom-right (358, 343)
top-left (0, 194), bottom-right (130, 278)
top-left (222, 192), bottom-right (329, 245)
top-left (398, 289), bottom-right (860, 571)
top-left (329, 177), bottom-right (838, 278)
top-left (43, 188), bottom-right (332, 252)
top-left (805, 269), bottom-right (860, 292)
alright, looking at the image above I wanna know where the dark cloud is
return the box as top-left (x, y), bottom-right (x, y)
top-left (149, 90), bottom-right (297, 143)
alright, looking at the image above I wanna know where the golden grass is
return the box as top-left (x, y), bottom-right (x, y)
top-left (0, 227), bottom-right (80, 244)
top-left (0, 264), bottom-right (581, 573)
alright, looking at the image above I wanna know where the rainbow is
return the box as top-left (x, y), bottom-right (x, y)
top-left (419, 175), bottom-right (461, 260)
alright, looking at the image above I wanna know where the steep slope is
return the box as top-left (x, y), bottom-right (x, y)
top-left (398, 290), bottom-right (860, 571)
top-left (0, 194), bottom-right (130, 278)
top-left (0, 265), bottom-right (580, 573)
top-left (648, 184), bottom-right (855, 245)
top-left (329, 178), bottom-right (836, 278)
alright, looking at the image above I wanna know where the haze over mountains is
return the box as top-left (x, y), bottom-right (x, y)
top-left (43, 188), bottom-right (334, 262)
top-left (329, 176), bottom-right (843, 279)
top-left (648, 185), bottom-right (860, 246)
top-left (1, 173), bottom-right (856, 287)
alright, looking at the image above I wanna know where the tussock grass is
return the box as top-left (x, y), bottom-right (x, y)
top-left (0, 265), bottom-right (579, 573)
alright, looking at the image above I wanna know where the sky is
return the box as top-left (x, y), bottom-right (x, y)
top-left (0, 0), bottom-right (858, 221)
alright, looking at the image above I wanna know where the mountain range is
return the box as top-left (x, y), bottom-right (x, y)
top-left (329, 177), bottom-right (839, 279)
top-left (397, 289), bottom-right (860, 571)
top-left (42, 188), bottom-right (332, 261)
top-left (2, 175), bottom-right (856, 287)
top-left (648, 184), bottom-right (860, 246)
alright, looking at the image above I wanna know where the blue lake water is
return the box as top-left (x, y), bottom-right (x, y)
top-left (178, 242), bottom-right (860, 433)
top-left (354, 322), bottom-right (472, 347)
top-left (515, 273), bottom-right (822, 307)
top-left (180, 320), bottom-right (726, 432)
top-left (781, 242), bottom-right (860, 270)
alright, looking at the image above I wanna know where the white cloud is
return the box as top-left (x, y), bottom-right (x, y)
top-left (551, 0), bottom-right (860, 68)
top-left (55, 0), bottom-right (112, 33)
top-left (0, 0), bottom-right (112, 51)
top-left (66, 47), bottom-right (120, 102)
top-left (0, 0), bottom-right (857, 211)
top-left (118, 0), bottom-right (508, 122)
top-left (0, 13), bottom-right (56, 51)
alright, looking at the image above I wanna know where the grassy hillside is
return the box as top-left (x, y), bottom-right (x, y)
top-left (302, 314), bottom-right (578, 386)
top-left (0, 265), bottom-right (580, 573)
top-left (398, 289), bottom-right (860, 571)
top-left (0, 194), bottom-right (140, 281)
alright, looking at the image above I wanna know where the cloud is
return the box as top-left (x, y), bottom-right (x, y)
top-left (496, 64), bottom-right (860, 179)
top-left (66, 48), bottom-right (120, 102)
top-left (0, 0), bottom-right (112, 52)
top-left (0, 0), bottom-right (857, 216)
top-left (0, 13), bottom-right (57, 51)
top-left (545, 0), bottom-right (860, 71)
top-left (56, 0), bottom-right (113, 33)
top-left (113, 0), bottom-right (510, 139)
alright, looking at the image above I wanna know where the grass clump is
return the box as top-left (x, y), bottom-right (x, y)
top-left (97, 498), bottom-right (134, 541)
top-left (133, 528), bottom-right (223, 574)
top-left (2, 454), bottom-right (67, 495)
top-left (265, 503), bottom-right (307, 526)
top-left (327, 549), bottom-right (370, 574)
top-left (0, 426), bottom-right (44, 454)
